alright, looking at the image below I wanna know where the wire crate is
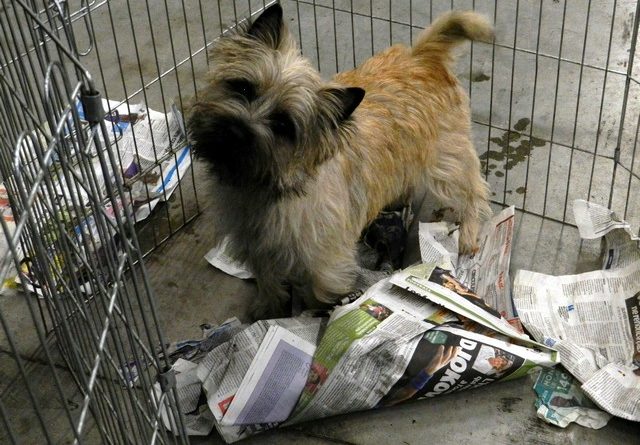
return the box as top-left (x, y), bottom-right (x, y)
top-left (1, 1), bottom-right (639, 444)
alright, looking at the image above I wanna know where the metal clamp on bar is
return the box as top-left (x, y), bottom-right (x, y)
top-left (80, 91), bottom-right (104, 123)
top-left (157, 367), bottom-right (176, 393)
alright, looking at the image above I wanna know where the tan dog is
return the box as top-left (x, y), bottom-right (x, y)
top-left (187, 4), bottom-right (493, 319)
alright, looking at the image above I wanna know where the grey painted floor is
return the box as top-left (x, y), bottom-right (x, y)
top-left (2, 0), bottom-right (640, 443)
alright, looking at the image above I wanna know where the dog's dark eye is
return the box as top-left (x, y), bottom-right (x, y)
top-left (226, 79), bottom-right (256, 101)
top-left (270, 112), bottom-right (296, 141)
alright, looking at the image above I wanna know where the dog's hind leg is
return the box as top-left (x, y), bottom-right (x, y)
top-left (424, 134), bottom-right (492, 254)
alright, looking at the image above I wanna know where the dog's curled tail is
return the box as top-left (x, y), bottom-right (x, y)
top-left (412, 11), bottom-right (493, 58)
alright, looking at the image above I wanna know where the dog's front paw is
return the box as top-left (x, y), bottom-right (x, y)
top-left (458, 222), bottom-right (480, 255)
top-left (248, 297), bottom-right (290, 321)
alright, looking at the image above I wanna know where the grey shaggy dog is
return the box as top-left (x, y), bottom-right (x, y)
top-left (187, 4), bottom-right (493, 319)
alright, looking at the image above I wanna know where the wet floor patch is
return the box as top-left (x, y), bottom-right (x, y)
top-left (480, 117), bottom-right (547, 191)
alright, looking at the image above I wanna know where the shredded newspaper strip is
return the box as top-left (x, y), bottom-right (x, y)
top-left (204, 236), bottom-right (254, 279)
top-left (513, 199), bottom-right (640, 422)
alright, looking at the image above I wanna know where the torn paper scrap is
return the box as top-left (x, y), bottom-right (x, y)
top-left (572, 199), bottom-right (639, 270)
top-left (534, 367), bottom-right (611, 429)
top-left (155, 358), bottom-right (216, 436)
top-left (205, 237), bottom-right (253, 279)
top-left (456, 206), bottom-right (516, 321)
top-left (572, 199), bottom-right (637, 240)
top-left (581, 362), bottom-right (640, 422)
top-left (418, 221), bottom-right (459, 271)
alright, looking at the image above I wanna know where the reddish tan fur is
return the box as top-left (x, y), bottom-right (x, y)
top-left (188, 8), bottom-right (493, 318)
top-left (332, 11), bottom-right (494, 251)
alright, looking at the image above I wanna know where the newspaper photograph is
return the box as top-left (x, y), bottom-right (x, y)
top-left (390, 263), bottom-right (538, 347)
top-left (419, 206), bottom-right (518, 324)
top-left (378, 324), bottom-right (556, 407)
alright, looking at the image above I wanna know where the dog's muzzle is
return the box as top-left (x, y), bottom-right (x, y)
top-left (193, 116), bottom-right (266, 187)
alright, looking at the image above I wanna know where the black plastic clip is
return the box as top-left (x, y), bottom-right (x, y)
top-left (80, 91), bottom-right (104, 124)
top-left (158, 367), bottom-right (176, 393)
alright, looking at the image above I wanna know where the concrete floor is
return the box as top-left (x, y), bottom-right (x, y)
top-left (2, 0), bottom-right (640, 443)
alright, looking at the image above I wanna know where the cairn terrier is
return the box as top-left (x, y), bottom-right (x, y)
top-left (187, 4), bottom-right (493, 318)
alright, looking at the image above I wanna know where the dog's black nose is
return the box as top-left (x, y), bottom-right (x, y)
top-left (191, 116), bottom-right (264, 187)
top-left (213, 117), bottom-right (253, 149)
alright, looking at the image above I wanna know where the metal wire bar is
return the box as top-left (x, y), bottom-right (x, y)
top-left (541, 0), bottom-right (569, 217)
top-left (613, 0), bottom-right (640, 216)
top-left (501, 0), bottom-right (520, 205)
top-left (333, 0), bottom-right (339, 72)
top-left (587, 0), bottom-right (619, 204)
top-left (561, 0), bottom-right (594, 221)
top-left (350, 0), bottom-right (356, 65)
top-left (484, 2), bottom-right (498, 180)
top-left (369, 0), bottom-right (374, 57)
top-left (519, 0), bottom-right (543, 212)
top-left (313, 0), bottom-right (321, 69)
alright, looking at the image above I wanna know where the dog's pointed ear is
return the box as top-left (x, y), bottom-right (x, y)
top-left (247, 3), bottom-right (283, 48)
top-left (322, 87), bottom-right (366, 122)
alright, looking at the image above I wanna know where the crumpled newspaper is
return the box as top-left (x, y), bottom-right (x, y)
top-left (533, 367), bottom-right (612, 429)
